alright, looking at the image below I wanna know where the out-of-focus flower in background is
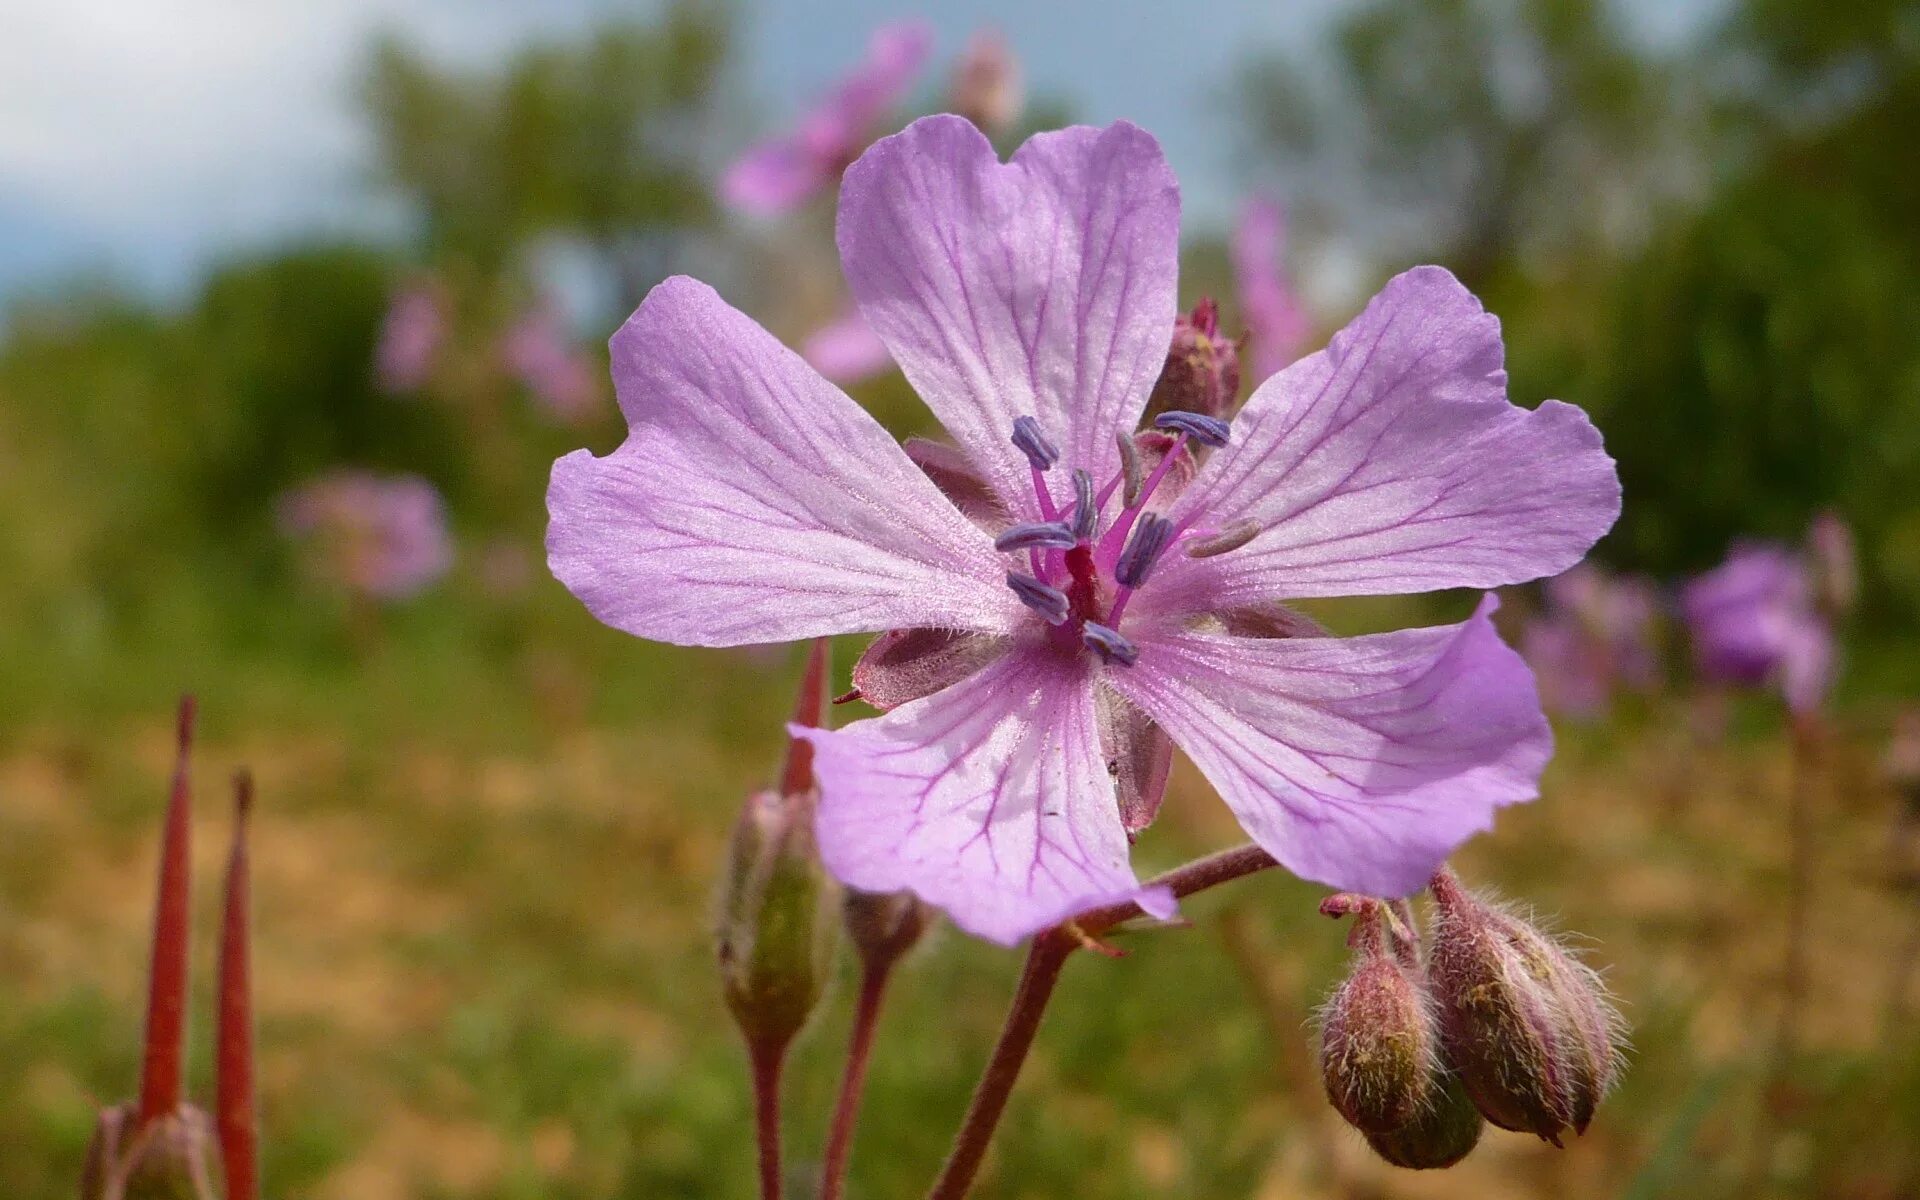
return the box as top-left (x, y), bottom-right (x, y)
top-left (721, 20), bottom-right (934, 217)
top-left (279, 470), bottom-right (453, 601)
top-left (502, 298), bottom-right (600, 425)
top-left (801, 304), bottom-right (894, 385)
top-left (373, 281), bottom-right (447, 393)
top-left (948, 31), bottom-right (1023, 137)
top-left (1522, 564), bottom-right (1660, 719)
top-left (1231, 196), bottom-right (1312, 384)
top-left (1682, 541), bottom-right (1833, 713)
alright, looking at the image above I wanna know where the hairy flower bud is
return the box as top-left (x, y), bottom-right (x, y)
top-left (83, 1104), bottom-right (219, 1200)
top-left (843, 887), bottom-right (932, 972)
top-left (1426, 870), bottom-right (1623, 1145)
top-left (1362, 1068), bottom-right (1485, 1170)
top-left (1319, 897), bottom-right (1432, 1134)
top-left (716, 640), bottom-right (840, 1056)
top-left (1143, 299), bottom-right (1242, 424)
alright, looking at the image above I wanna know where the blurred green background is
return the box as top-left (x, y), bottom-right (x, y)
top-left (3, 0), bottom-right (1919, 1196)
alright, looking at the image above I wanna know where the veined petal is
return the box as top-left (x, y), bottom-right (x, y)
top-left (801, 647), bottom-right (1167, 945)
top-left (838, 116), bottom-right (1180, 515)
top-left (1108, 597), bottom-right (1551, 898)
top-left (1156, 267), bottom-right (1619, 608)
top-left (547, 276), bottom-right (1016, 647)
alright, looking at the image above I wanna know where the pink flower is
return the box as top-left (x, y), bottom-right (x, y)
top-left (801, 304), bottom-right (895, 385)
top-left (549, 118), bottom-right (1620, 944)
top-left (503, 300), bottom-right (600, 424)
top-left (374, 284), bottom-right (446, 392)
top-left (1232, 196), bottom-right (1313, 383)
top-left (1682, 542), bottom-right (1833, 713)
top-left (721, 21), bottom-right (933, 217)
top-left (279, 470), bottom-right (452, 600)
top-left (1521, 565), bottom-right (1660, 719)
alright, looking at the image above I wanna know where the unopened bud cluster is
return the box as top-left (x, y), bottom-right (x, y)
top-left (1143, 299), bottom-right (1242, 425)
top-left (1318, 871), bottom-right (1623, 1170)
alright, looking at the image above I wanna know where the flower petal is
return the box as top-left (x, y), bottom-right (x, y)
top-left (547, 276), bottom-right (1015, 647)
top-left (802, 647), bottom-right (1164, 945)
top-left (1108, 596), bottom-right (1551, 898)
top-left (838, 116), bottom-right (1180, 514)
top-left (1157, 267), bottom-right (1619, 608)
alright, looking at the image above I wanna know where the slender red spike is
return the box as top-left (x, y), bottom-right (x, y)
top-left (216, 770), bottom-right (259, 1200)
top-left (778, 639), bottom-right (831, 798)
top-left (137, 695), bottom-right (196, 1128)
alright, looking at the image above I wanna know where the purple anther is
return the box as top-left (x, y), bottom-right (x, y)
top-left (1081, 622), bottom-right (1140, 667)
top-left (1011, 416), bottom-right (1060, 471)
top-left (1006, 573), bottom-right (1070, 624)
top-left (1152, 411), bottom-right (1230, 448)
top-left (1115, 514), bottom-right (1175, 587)
top-left (1185, 519), bottom-right (1260, 558)
top-left (1069, 468), bottom-right (1097, 541)
top-left (993, 521), bottom-right (1077, 553)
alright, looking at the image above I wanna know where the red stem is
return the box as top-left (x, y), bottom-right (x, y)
top-left (138, 695), bottom-right (196, 1127)
top-left (921, 844), bottom-right (1278, 1200)
top-left (819, 965), bottom-right (895, 1200)
top-left (924, 932), bottom-right (1073, 1200)
top-left (780, 639), bottom-right (830, 797)
top-left (749, 1042), bottom-right (785, 1200)
top-left (217, 771), bottom-right (259, 1200)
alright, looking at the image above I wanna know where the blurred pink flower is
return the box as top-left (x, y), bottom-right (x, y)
top-left (503, 301), bottom-right (599, 424)
top-left (1232, 196), bottom-right (1313, 383)
top-left (801, 305), bottom-right (894, 384)
top-left (279, 470), bottom-right (452, 601)
top-left (1521, 564), bottom-right (1660, 719)
top-left (548, 117), bottom-right (1621, 943)
top-left (1682, 542), bottom-right (1833, 713)
top-left (949, 31), bottom-right (1023, 136)
top-left (374, 283), bottom-right (446, 393)
top-left (721, 21), bottom-right (934, 217)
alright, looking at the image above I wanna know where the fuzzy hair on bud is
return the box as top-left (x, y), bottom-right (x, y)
top-left (1426, 870), bottom-right (1626, 1145)
top-left (1319, 898), bottom-right (1437, 1135)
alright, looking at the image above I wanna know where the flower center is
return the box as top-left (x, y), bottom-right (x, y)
top-left (996, 412), bottom-right (1239, 666)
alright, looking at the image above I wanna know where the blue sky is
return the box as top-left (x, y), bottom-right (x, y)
top-left (0, 0), bottom-right (1720, 308)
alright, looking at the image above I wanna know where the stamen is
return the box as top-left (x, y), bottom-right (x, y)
top-left (1152, 411), bottom-right (1230, 448)
top-left (1006, 573), bottom-right (1070, 624)
top-left (1186, 520), bottom-right (1261, 558)
top-left (1068, 469), bottom-right (1097, 542)
top-left (1081, 622), bottom-right (1140, 667)
top-left (993, 521), bottom-right (1077, 552)
top-left (1116, 432), bottom-right (1144, 507)
top-left (1011, 416), bottom-right (1060, 471)
top-left (1115, 514), bottom-right (1175, 588)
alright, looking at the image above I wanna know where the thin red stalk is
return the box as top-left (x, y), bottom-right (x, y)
top-left (138, 695), bottom-right (196, 1127)
top-left (216, 771), bottom-right (258, 1200)
top-left (749, 1042), bottom-right (786, 1200)
top-left (924, 932), bottom-right (1073, 1200)
top-left (922, 844), bottom-right (1278, 1200)
top-left (819, 965), bottom-right (895, 1200)
top-left (779, 639), bottom-right (831, 797)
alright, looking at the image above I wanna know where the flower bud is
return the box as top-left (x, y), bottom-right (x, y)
top-left (83, 1104), bottom-right (220, 1200)
top-left (1362, 1068), bottom-right (1485, 1170)
top-left (1426, 870), bottom-right (1623, 1145)
top-left (716, 640), bottom-right (840, 1056)
top-left (1318, 897), bottom-right (1432, 1134)
top-left (1143, 299), bottom-right (1242, 424)
top-left (843, 887), bottom-right (932, 972)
